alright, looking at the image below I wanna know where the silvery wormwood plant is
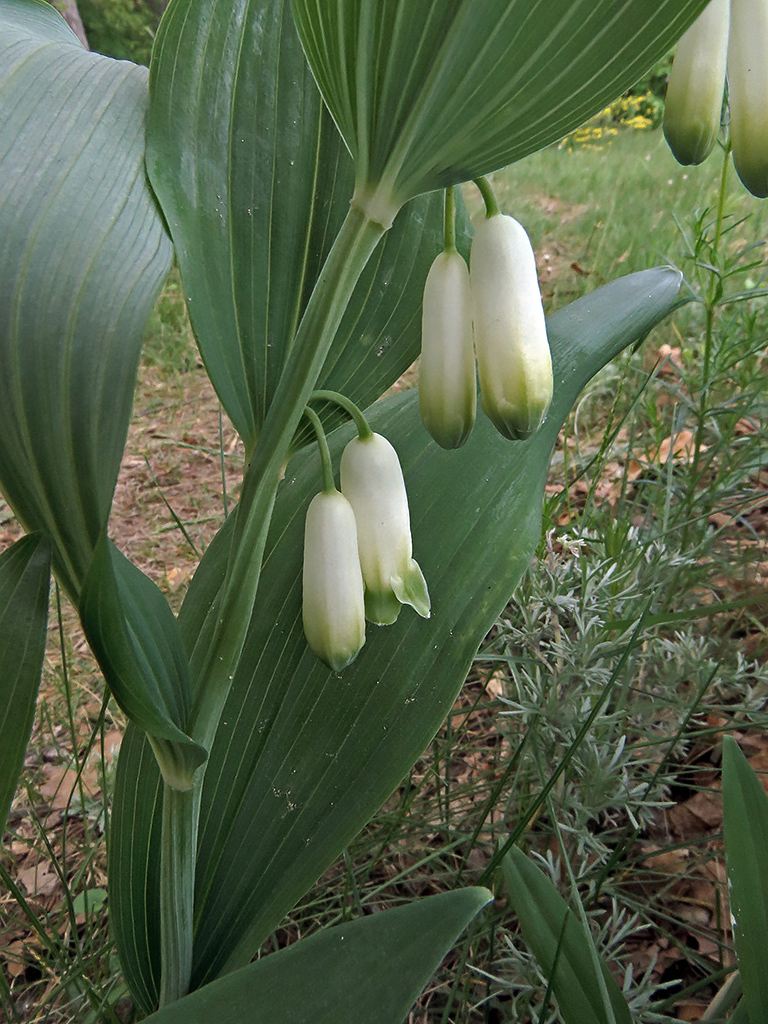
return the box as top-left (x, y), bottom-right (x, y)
top-left (0, 0), bottom-right (714, 1020)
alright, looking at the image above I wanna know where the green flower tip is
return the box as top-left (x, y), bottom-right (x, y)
top-left (470, 213), bottom-right (553, 443)
top-left (302, 490), bottom-right (366, 673)
top-left (662, 0), bottom-right (728, 167)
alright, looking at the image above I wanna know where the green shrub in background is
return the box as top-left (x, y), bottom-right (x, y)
top-left (79, 0), bottom-right (161, 64)
top-left (630, 50), bottom-right (676, 103)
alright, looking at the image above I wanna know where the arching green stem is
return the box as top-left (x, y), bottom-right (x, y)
top-left (444, 186), bottom-right (456, 251)
top-left (310, 389), bottom-right (373, 440)
top-left (473, 176), bottom-right (501, 218)
top-left (305, 406), bottom-right (336, 492)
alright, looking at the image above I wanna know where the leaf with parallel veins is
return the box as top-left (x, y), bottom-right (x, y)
top-left (0, 0), bottom-right (172, 598)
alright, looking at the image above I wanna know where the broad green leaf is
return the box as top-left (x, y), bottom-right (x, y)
top-left (291, 0), bottom-right (711, 220)
top-left (0, 0), bottom-right (173, 600)
top-left (723, 734), bottom-right (768, 1024)
top-left (143, 888), bottom-right (490, 1024)
top-left (728, 999), bottom-right (752, 1024)
top-left (111, 267), bottom-right (682, 1004)
top-left (146, 0), bottom-right (449, 454)
top-left (0, 534), bottom-right (50, 838)
top-left (502, 846), bottom-right (632, 1024)
top-left (80, 536), bottom-right (205, 791)
top-left (110, 722), bottom-right (165, 1012)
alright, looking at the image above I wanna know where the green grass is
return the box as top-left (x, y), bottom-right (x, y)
top-left (486, 130), bottom-right (766, 302)
top-left (2, 127), bottom-right (768, 1023)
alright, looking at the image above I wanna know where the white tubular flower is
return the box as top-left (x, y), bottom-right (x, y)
top-left (469, 213), bottom-right (553, 442)
top-left (419, 249), bottom-right (476, 449)
top-left (302, 489), bottom-right (365, 672)
top-left (729, 0), bottom-right (768, 197)
top-left (340, 432), bottom-right (430, 626)
top-left (662, 0), bottom-right (729, 166)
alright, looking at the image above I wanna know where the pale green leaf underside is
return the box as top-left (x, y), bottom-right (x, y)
top-left (143, 889), bottom-right (491, 1024)
top-left (0, 534), bottom-right (50, 839)
top-left (112, 268), bottom-right (681, 1005)
top-left (292, 0), bottom-right (712, 203)
top-left (503, 846), bottom-right (632, 1024)
top-left (0, 0), bottom-right (173, 598)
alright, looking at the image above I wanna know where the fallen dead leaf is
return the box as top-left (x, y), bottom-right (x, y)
top-left (17, 862), bottom-right (59, 899)
top-left (648, 429), bottom-right (698, 464)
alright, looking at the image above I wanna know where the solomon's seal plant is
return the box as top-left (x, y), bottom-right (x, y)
top-left (0, 0), bottom-right (717, 1021)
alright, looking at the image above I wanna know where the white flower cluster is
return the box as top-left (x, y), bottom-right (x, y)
top-left (663, 0), bottom-right (768, 197)
top-left (419, 212), bottom-right (553, 449)
top-left (302, 432), bottom-right (429, 673)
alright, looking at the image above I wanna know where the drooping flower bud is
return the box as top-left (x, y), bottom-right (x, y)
top-left (662, 0), bottom-right (729, 166)
top-left (469, 213), bottom-right (553, 441)
top-left (340, 433), bottom-right (430, 626)
top-left (728, 0), bottom-right (768, 198)
top-left (419, 249), bottom-right (476, 449)
top-left (302, 489), bottom-right (365, 672)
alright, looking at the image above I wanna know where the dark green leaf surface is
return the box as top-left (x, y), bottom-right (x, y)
top-left (112, 268), bottom-right (682, 1004)
top-left (80, 537), bottom-right (205, 790)
top-left (723, 735), bottom-right (768, 1024)
top-left (110, 722), bottom-right (165, 1012)
top-left (146, 0), bottom-right (449, 453)
top-left (0, 0), bottom-right (173, 599)
top-left (0, 534), bottom-right (50, 838)
top-left (502, 846), bottom-right (632, 1024)
top-left (143, 888), bottom-right (490, 1024)
top-left (291, 0), bottom-right (711, 210)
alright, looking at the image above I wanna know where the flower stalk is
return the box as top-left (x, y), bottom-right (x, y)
top-left (310, 389), bottom-right (374, 440)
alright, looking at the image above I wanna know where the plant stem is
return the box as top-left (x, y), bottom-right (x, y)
top-left (156, 205), bottom-right (387, 1006)
top-left (473, 176), bottom-right (500, 218)
top-left (187, 204), bottom-right (386, 751)
top-left (304, 407), bottom-right (335, 491)
top-left (683, 142), bottom-right (730, 549)
top-left (158, 786), bottom-right (196, 1007)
